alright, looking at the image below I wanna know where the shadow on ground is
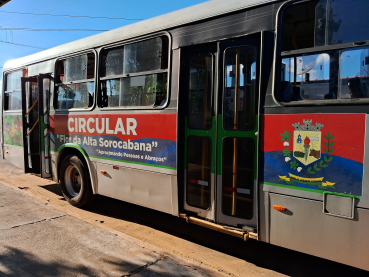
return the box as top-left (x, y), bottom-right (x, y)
top-left (0, 246), bottom-right (97, 277)
top-left (0, 245), bottom-right (192, 277)
top-left (38, 183), bottom-right (369, 277)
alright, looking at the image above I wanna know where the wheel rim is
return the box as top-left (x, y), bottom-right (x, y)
top-left (64, 164), bottom-right (82, 197)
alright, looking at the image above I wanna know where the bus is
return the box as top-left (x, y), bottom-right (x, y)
top-left (2, 0), bottom-right (369, 271)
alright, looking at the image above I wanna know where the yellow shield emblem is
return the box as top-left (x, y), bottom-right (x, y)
top-left (293, 130), bottom-right (321, 166)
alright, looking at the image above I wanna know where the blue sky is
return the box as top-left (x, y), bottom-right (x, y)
top-left (0, 0), bottom-right (207, 84)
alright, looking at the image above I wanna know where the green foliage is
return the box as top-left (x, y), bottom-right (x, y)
top-left (290, 160), bottom-right (299, 170)
top-left (324, 132), bottom-right (334, 140)
top-left (280, 130), bottom-right (291, 141)
top-left (283, 148), bottom-right (291, 157)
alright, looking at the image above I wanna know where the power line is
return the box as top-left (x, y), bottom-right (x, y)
top-left (0, 10), bottom-right (142, 21)
top-left (0, 39), bottom-right (46, 49)
top-left (18, 0), bottom-right (79, 28)
top-left (0, 0), bottom-right (53, 26)
top-left (0, 27), bottom-right (108, 31)
top-left (10, 0), bottom-right (68, 27)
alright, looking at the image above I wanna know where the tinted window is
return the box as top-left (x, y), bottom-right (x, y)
top-left (186, 136), bottom-right (211, 209)
top-left (188, 54), bottom-right (213, 130)
top-left (339, 47), bottom-right (369, 99)
top-left (224, 46), bottom-right (257, 130)
top-left (281, 53), bottom-right (333, 100)
top-left (278, 0), bottom-right (369, 103)
top-left (282, 0), bottom-right (369, 52)
top-left (315, 0), bottom-right (369, 47)
top-left (222, 137), bottom-right (254, 219)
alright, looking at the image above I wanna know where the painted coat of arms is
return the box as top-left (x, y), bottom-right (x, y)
top-left (279, 119), bottom-right (335, 190)
top-left (292, 119), bottom-right (322, 166)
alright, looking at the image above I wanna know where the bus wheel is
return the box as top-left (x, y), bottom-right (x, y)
top-left (60, 155), bottom-right (94, 207)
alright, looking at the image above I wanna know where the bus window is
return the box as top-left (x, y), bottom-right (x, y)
top-left (188, 54), bottom-right (213, 130)
top-left (281, 53), bottom-right (331, 100)
top-left (55, 53), bottom-right (95, 109)
top-left (339, 47), bottom-right (369, 99)
top-left (277, 0), bottom-right (369, 103)
top-left (124, 37), bottom-right (167, 74)
top-left (224, 46), bottom-right (256, 130)
top-left (4, 70), bottom-right (27, 110)
top-left (99, 36), bottom-right (169, 108)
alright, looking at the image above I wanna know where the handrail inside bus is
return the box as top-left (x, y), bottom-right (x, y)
top-left (25, 118), bottom-right (39, 138)
top-left (24, 98), bottom-right (39, 117)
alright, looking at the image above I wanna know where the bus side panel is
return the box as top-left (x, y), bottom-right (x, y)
top-left (95, 162), bottom-right (178, 216)
top-left (3, 145), bottom-right (24, 170)
top-left (3, 113), bottom-right (25, 170)
top-left (269, 192), bottom-right (369, 271)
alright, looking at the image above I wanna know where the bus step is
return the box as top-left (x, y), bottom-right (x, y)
top-left (179, 214), bottom-right (250, 241)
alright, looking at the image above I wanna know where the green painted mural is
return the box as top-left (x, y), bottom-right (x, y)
top-left (3, 115), bottom-right (23, 146)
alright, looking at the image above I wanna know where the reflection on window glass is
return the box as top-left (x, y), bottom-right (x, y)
top-left (282, 0), bottom-right (369, 51)
top-left (315, 0), bottom-right (369, 47)
top-left (339, 47), bottom-right (369, 99)
top-left (280, 47), bottom-right (369, 102)
top-left (56, 82), bottom-right (94, 109)
top-left (224, 46), bottom-right (256, 130)
top-left (55, 53), bottom-right (95, 109)
top-left (56, 53), bottom-right (95, 83)
top-left (6, 91), bottom-right (22, 110)
top-left (188, 54), bottom-right (213, 130)
top-left (279, 0), bottom-right (369, 103)
top-left (5, 70), bottom-right (27, 110)
top-left (6, 70), bottom-right (25, 91)
top-left (281, 53), bottom-right (331, 101)
top-left (100, 73), bottom-right (167, 107)
top-left (101, 47), bottom-right (124, 77)
top-left (222, 137), bottom-right (254, 219)
top-left (124, 37), bottom-right (168, 74)
top-left (99, 36), bottom-right (169, 109)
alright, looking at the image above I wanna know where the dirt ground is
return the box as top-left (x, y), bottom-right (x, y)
top-left (0, 159), bottom-right (368, 277)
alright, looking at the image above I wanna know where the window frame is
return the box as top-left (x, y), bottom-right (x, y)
top-left (53, 50), bottom-right (97, 112)
top-left (3, 68), bottom-right (28, 112)
top-left (272, 0), bottom-right (369, 107)
top-left (97, 32), bottom-right (171, 111)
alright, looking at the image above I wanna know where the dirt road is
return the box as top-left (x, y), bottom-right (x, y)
top-left (0, 159), bottom-right (367, 277)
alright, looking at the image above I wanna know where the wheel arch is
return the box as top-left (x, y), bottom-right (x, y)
top-left (56, 143), bottom-right (98, 194)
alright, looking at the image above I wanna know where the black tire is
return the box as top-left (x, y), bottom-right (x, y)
top-left (60, 155), bottom-right (94, 207)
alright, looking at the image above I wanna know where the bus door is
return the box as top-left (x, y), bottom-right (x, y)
top-left (21, 74), bottom-right (52, 178)
top-left (182, 44), bottom-right (217, 220)
top-left (216, 38), bottom-right (260, 228)
top-left (182, 38), bottom-right (260, 228)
